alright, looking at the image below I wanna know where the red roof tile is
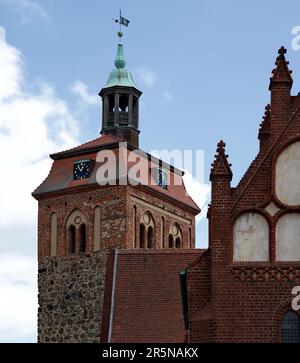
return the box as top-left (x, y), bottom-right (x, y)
top-left (33, 136), bottom-right (200, 213)
top-left (109, 249), bottom-right (204, 343)
top-left (50, 134), bottom-right (122, 159)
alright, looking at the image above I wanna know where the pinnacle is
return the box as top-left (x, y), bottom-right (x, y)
top-left (210, 140), bottom-right (232, 180)
top-left (269, 46), bottom-right (293, 90)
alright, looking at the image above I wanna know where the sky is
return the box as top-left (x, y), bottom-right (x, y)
top-left (1, 0), bottom-right (300, 343)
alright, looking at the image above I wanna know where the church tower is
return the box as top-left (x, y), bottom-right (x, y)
top-left (33, 28), bottom-right (200, 342)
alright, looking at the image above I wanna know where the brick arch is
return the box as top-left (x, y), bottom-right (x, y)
top-left (65, 209), bottom-right (89, 255)
top-left (169, 222), bottom-right (183, 249)
top-left (273, 208), bottom-right (300, 223)
top-left (139, 211), bottom-right (156, 249)
top-left (272, 137), bottom-right (300, 208)
top-left (140, 211), bottom-right (155, 227)
top-left (232, 208), bottom-right (272, 227)
top-left (272, 301), bottom-right (300, 343)
top-left (65, 208), bottom-right (88, 229)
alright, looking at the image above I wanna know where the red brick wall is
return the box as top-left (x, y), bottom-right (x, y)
top-left (38, 183), bottom-right (196, 261)
top-left (109, 249), bottom-right (202, 343)
top-left (188, 55), bottom-right (300, 342)
top-left (38, 186), bottom-right (127, 260)
top-left (126, 186), bottom-right (196, 250)
top-left (187, 249), bottom-right (213, 342)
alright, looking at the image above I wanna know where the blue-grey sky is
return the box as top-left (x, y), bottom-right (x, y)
top-left (0, 0), bottom-right (300, 342)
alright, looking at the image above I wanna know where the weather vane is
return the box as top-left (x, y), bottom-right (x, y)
top-left (113, 10), bottom-right (130, 43)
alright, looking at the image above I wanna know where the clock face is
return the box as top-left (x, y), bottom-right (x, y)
top-left (74, 160), bottom-right (91, 180)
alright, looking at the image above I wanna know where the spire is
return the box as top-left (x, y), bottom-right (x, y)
top-left (210, 140), bottom-right (233, 181)
top-left (99, 14), bottom-right (142, 148)
top-left (103, 43), bottom-right (138, 89)
top-left (103, 11), bottom-right (138, 89)
top-left (258, 104), bottom-right (271, 139)
top-left (269, 46), bottom-right (293, 90)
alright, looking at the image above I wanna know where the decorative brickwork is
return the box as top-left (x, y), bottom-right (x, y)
top-left (187, 47), bottom-right (300, 343)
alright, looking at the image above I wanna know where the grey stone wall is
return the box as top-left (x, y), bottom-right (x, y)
top-left (38, 252), bottom-right (108, 343)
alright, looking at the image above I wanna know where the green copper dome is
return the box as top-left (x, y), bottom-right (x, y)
top-left (104, 44), bottom-right (138, 89)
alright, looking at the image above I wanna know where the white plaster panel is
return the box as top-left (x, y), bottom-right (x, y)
top-left (265, 202), bottom-right (280, 217)
top-left (276, 213), bottom-right (300, 261)
top-left (276, 141), bottom-right (300, 206)
top-left (233, 213), bottom-right (269, 262)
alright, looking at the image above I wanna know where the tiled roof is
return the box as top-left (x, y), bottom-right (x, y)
top-left (33, 136), bottom-right (200, 213)
top-left (106, 249), bottom-right (204, 343)
top-left (50, 134), bottom-right (122, 159)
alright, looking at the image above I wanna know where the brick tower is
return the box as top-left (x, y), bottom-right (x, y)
top-left (33, 35), bottom-right (200, 342)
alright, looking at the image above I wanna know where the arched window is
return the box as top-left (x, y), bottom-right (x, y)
top-left (169, 235), bottom-right (174, 248)
top-left (175, 237), bottom-right (181, 249)
top-left (169, 223), bottom-right (182, 249)
top-left (68, 225), bottom-right (76, 255)
top-left (148, 226), bottom-right (154, 249)
top-left (140, 224), bottom-right (146, 249)
top-left (66, 209), bottom-right (88, 255)
top-left (79, 224), bottom-right (86, 253)
top-left (282, 311), bottom-right (300, 343)
top-left (139, 212), bottom-right (155, 249)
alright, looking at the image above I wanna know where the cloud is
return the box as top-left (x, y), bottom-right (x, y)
top-left (0, 25), bottom-right (82, 341)
top-left (162, 91), bottom-right (174, 102)
top-left (0, 27), bottom-right (22, 101)
top-left (0, 27), bottom-right (80, 341)
top-left (0, 254), bottom-right (37, 342)
top-left (0, 26), bottom-right (79, 228)
top-left (0, 0), bottom-right (49, 22)
top-left (183, 172), bottom-right (211, 221)
top-left (136, 66), bottom-right (156, 88)
top-left (71, 80), bottom-right (98, 105)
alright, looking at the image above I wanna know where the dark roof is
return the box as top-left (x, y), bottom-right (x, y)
top-left (107, 249), bottom-right (204, 343)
